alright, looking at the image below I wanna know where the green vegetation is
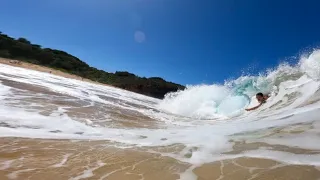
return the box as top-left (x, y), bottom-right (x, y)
top-left (0, 32), bottom-right (185, 98)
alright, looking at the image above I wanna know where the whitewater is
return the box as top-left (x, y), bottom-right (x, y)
top-left (0, 50), bottom-right (320, 180)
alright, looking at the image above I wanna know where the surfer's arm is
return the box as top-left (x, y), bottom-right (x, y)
top-left (245, 103), bottom-right (263, 111)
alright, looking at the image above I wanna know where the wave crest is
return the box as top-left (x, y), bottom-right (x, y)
top-left (158, 49), bottom-right (320, 118)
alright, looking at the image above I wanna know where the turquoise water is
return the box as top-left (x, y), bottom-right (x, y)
top-left (159, 50), bottom-right (320, 118)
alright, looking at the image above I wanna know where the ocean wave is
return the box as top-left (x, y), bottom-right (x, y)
top-left (158, 49), bottom-right (320, 118)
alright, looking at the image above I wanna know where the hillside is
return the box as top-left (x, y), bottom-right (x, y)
top-left (0, 32), bottom-right (185, 98)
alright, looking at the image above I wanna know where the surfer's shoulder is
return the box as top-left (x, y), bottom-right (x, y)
top-left (258, 99), bottom-right (266, 104)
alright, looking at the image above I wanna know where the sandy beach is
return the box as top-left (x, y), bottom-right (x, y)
top-left (0, 58), bottom-right (113, 88)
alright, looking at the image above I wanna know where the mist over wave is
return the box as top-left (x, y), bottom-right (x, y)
top-left (158, 49), bottom-right (320, 118)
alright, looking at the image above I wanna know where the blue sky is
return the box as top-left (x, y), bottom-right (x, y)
top-left (1, 0), bottom-right (320, 85)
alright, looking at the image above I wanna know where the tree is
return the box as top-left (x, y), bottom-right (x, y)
top-left (0, 50), bottom-right (11, 58)
top-left (17, 38), bottom-right (31, 44)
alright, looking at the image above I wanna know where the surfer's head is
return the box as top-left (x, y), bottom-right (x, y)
top-left (256, 92), bottom-right (264, 102)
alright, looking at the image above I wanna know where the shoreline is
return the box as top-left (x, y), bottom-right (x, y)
top-left (0, 57), bottom-right (115, 88)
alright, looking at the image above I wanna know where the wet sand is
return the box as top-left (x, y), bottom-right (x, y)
top-left (0, 138), bottom-right (187, 180)
top-left (0, 138), bottom-right (319, 180)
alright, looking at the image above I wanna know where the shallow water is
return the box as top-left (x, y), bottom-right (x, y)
top-left (0, 50), bottom-right (320, 180)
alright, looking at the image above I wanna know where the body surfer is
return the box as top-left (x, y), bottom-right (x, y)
top-left (245, 92), bottom-right (269, 111)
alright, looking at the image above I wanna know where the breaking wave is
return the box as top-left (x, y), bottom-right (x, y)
top-left (159, 49), bottom-right (320, 118)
